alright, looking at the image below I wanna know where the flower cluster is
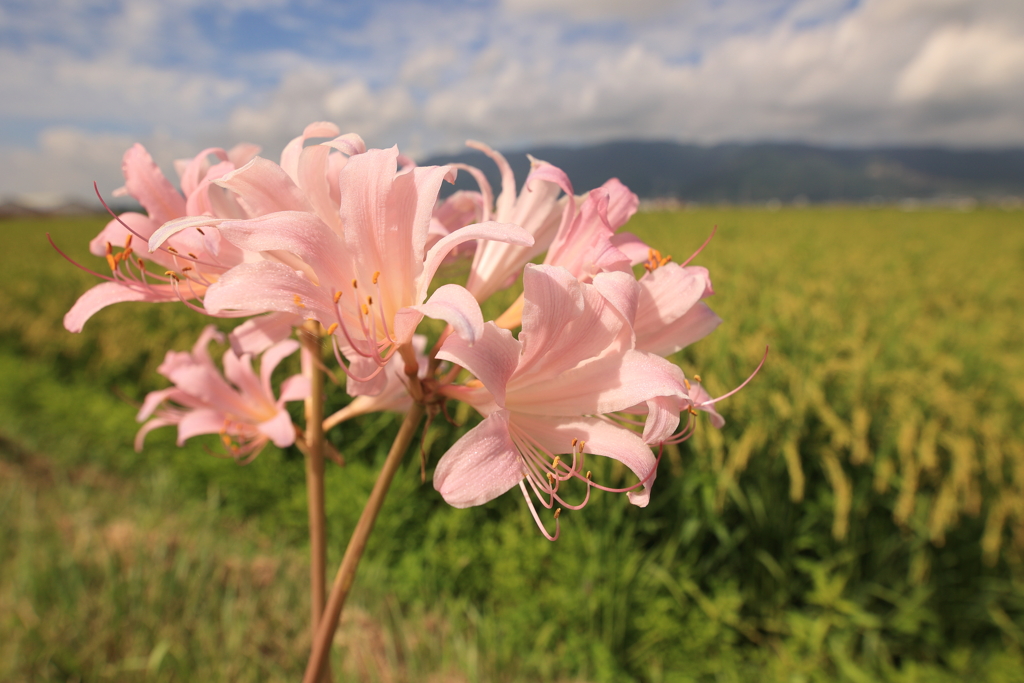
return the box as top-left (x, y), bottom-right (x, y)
top-left (61, 121), bottom-right (752, 539)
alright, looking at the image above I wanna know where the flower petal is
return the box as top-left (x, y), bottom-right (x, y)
top-left (64, 282), bottom-right (179, 333)
top-left (215, 156), bottom-right (313, 217)
top-left (122, 143), bottom-right (186, 226)
top-left (438, 322), bottom-right (522, 408)
top-left (229, 312), bottom-right (303, 356)
top-left (419, 221), bottom-right (533, 303)
top-left (258, 408), bottom-right (297, 447)
top-left (394, 283), bottom-right (485, 346)
top-left (513, 413), bottom-right (658, 507)
top-left (433, 410), bottom-right (524, 508)
top-left (176, 408), bottom-right (230, 445)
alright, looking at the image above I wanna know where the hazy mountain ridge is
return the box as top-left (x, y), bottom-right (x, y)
top-left (423, 141), bottom-right (1024, 204)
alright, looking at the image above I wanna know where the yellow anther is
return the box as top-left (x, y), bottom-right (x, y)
top-left (195, 227), bottom-right (205, 235)
top-left (367, 295), bottom-right (373, 306)
top-left (372, 271), bottom-right (380, 285)
top-left (326, 323), bottom-right (339, 336)
top-left (105, 241), bottom-right (113, 255)
top-left (187, 252), bottom-right (198, 259)
top-left (352, 279), bottom-right (358, 289)
top-left (571, 437), bottom-right (578, 447)
top-left (547, 472), bottom-right (555, 485)
top-left (181, 266), bottom-right (193, 272)
top-left (552, 456), bottom-right (561, 470)
top-left (361, 303), bottom-right (369, 316)
top-left (167, 247), bottom-right (178, 254)
top-left (137, 258), bottom-right (145, 269)
top-left (683, 377), bottom-right (691, 391)
top-left (553, 508), bottom-right (561, 520)
top-left (694, 374), bottom-right (702, 383)
top-left (689, 407), bottom-right (699, 416)
top-left (586, 471), bottom-right (593, 480)
top-left (579, 441), bottom-right (586, 451)
top-left (221, 434), bottom-right (233, 447)
top-left (123, 247), bottom-right (133, 259)
top-left (106, 253), bottom-right (117, 271)
top-left (293, 294), bottom-right (305, 308)
top-left (124, 234), bottom-right (133, 249)
top-left (164, 270), bottom-right (179, 281)
top-left (333, 291), bottom-right (342, 304)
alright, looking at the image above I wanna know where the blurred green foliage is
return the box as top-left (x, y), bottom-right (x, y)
top-left (1, 210), bottom-right (1023, 682)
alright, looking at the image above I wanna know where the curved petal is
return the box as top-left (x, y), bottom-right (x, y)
top-left (394, 283), bottom-right (485, 347)
top-left (135, 416), bottom-right (179, 452)
top-left (277, 374), bottom-right (311, 403)
top-left (217, 211), bottom-right (348, 288)
top-left (513, 413), bottom-right (658, 507)
top-left (419, 221), bottom-right (533, 303)
top-left (122, 143), bottom-right (186, 226)
top-left (600, 178), bottom-right (639, 230)
top-left (90, 212), bottom-right (158, 256)
top-left (259, 339), bottom-right (301, 393)
top-left (437, 322), bottom-right (521, 408)
top-left (609, 232), bottom-right (650, 266)
top-left (136, 387), bottom-right (182, 422)
top-left (280, 121), bottom-right (341, 183)
top-left (203, 260), bottom-right (333, 323)
top-left (635, 302), bottom-right (722, 357)
top-left (215, 157), bottom-right (313, 217)
top-left (64, 282), bottom-right (179, 333)
top-left (229, 312), bottom-right (303, 356)
top-left (178, 147), bottom-right (229, 198)
top-left (258, 408), bottom-right (296, 447)
top-left (433, 410), bottom-right (524, 508)
top-left (176, 408), bottom-right (230, 445)
top-left (508, 349), bottom-right (681, 416)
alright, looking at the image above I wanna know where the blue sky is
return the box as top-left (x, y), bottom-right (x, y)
top-left (2, 0), bottom-right (1023, 203)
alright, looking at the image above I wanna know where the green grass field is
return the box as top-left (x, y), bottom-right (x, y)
top-left (2, 208), bottom-right (1023, 682)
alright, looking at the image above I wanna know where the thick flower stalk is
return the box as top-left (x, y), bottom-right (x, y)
top-left (135, 326), bottom-right (309, 462)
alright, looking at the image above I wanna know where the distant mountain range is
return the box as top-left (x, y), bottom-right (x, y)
top-left (422, 141), bottom-right (1024, 204)
top-left (5, 141), bottom-right (1023, 218)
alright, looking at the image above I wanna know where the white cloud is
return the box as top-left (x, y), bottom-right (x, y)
top-left (896, 24), bottom-right (1024, 105)
top-left (0, 127), bottom-right (196, 203)
top-left (501, 0), bottom-right (687, 20)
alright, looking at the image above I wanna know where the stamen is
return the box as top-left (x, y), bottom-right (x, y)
top-left (361, 303), bottom-right (369, 316)
top-left (372, 271), bottom-right (380, 285)
top-left (326, 323), bottom-right (338, 336)
top-left (167, 247), bottom-right (178, 254)
top-left (352, 279), bottom-right (358, 289)
top-left (293, 294), bottom-right (306, 308)
top-left (553, 508), bottom-right (561, 520)
top-left (195, 227), bottom-right (205, 235)
top-left (124, 234), bottom-right (132, 249)
top-left (333, 291), bottom-right (342, 304)
top-left (187, 252), bottom-right (198, 259)
top-left (694, 374), bottom-right (702, 383)
top-left (106, 253), bottom-right (117, 271)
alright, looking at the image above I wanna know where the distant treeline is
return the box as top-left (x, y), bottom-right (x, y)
top-left (423, 141), bottom-right (1024, 204)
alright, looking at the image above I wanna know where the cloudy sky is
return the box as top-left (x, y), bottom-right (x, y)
top-left (3, 0), bottom-right (1023, 203)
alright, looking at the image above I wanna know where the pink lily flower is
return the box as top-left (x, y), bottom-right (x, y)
top-left (61, 142), bottom-right (261, 332)
top-left (456, 141), bottom-right (570, 303)
top-left (542, 177), bottom-right (649, 282)
top-left (200, 145), bottom-right (534, 396)
top-left (135, 326), bottom-right (310, 462)
top-left (432, 264), bottom-right (684, 539)
top-left (633, 256), bottom-right (722, 357)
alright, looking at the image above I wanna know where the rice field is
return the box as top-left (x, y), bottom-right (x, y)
top-left (1, 207), bottom-right (1023, 681)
